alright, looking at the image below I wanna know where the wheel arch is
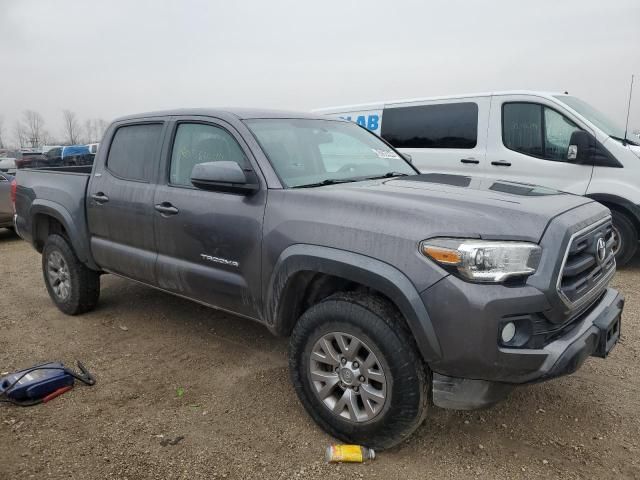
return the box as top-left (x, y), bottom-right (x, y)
top-left (586, 193), bottom-right (640, 232)
top-left (265, 244), bottom-right (442, 362)
top-left (30, 200), bottom-right (98, 269)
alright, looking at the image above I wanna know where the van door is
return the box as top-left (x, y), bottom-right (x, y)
top-left (152, 118), bottom-right (266, 319)
top-left (87, 121), bottom-right (165, 284)
top-left (485, 95), bottom-right (594, 193)
top-left (380, 97), bottom-right (490, 176)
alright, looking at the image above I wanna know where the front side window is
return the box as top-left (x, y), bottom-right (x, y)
top-left (245, 119), bottom-right (415, 187)
top-left (381, 102), bottom-right (478, 149)
top-left (169, 123), bottom-right (248, 187)
top-left (107, 123), bottom-right (163, 181)
top-left (502, 103), bottom-right (581, 161)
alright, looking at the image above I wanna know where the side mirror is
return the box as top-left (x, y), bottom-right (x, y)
top-left (402, 153), bottom-right (413, 163)
top-left (567, 131), bottom-right (593, 164)
top-left (190, 161), bottom-right (258, 194)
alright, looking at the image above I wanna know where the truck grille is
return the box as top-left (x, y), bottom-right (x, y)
top-left (557, 218), bottom-right (615, 308)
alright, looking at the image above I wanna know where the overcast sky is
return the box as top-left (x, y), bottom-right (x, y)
top-left (1, 0), bottom-right (639, 144)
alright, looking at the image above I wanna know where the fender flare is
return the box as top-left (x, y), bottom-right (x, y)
top-left (265, 244), bottom-right (442, 362)
top-left (29, 199), bottom-right (98, 269)
top-left (586, 193), bottom-right (640, 229)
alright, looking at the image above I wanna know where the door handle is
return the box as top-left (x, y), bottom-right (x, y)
top-left (491, 160), bottom-right (512, 167)
top-left (154, 202), bottom-right (179, 215)
top-left (91, 192), bottom-right (109, 203)
top-left (460, 158), bottom-right (480, 164)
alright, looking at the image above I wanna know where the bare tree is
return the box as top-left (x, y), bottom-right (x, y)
top-left (94, 119), bottom-right (109, 142)
top-left (21, 110), bottom-right (47, 148)
top-left (83, 118), bottom-right (95, 144)
top-left (62, 110), bottom-right (81, 145)
top-left (14, 120), bottom-right (27, 148)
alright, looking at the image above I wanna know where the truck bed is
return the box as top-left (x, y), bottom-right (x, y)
top-left (14, 165), bottom-right (94, 266)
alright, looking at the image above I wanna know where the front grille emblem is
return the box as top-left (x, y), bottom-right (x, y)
top-left (595, 237), bottom-right (606, 264)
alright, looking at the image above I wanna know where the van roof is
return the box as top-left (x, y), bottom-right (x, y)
top-left (312, 90), bottom-right (568, 113)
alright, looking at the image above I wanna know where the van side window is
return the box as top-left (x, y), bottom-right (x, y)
top-left (502, 103), bottom-right (582, 162)
top-left (381, 103), bottom-right (478, 149)
top-left (169, 123), bottom-right (248, 187)
top-left (107, 124), bottom-right (163, 181)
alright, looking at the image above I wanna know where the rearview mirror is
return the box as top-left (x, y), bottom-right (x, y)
top-left (191, 161), bottom-right (258, 194)
top-left (567, 131), bottom-right (593, 164)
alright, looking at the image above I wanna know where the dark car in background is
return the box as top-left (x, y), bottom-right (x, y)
top-left (0, 172), bottom-right (15, 229)
top-left (15, 151), bottom-right (47, 169)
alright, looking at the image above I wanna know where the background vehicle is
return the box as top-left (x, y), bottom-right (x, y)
top-left (15, 150), bottom-right (46, 169)
top-left (13, 109), bottom-right (623, 449)
top-left (0, 173), bottom-right (15, 229)
top-left (45, 145), bottom-right (95, 167)
top-left (0, 157), bottom-right (17, 175)
top-left (316, 91), bottom-right (640, 265)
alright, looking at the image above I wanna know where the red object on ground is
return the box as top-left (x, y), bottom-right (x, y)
top-left (42, 385), bottom-right (73, 403)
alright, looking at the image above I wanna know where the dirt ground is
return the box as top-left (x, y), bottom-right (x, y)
top-left (0, 228), bottom-right (639, 480)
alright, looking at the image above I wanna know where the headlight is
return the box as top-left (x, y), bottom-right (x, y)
top-left (420, 238), bottom-right (542, 283)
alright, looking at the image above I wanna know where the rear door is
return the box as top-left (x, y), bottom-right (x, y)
top-left (87, 120), bottom-right (166, 283)
top-left (380, 97), bottom-right (490, 175)
top-left (152, 117), bottom-right (267, 319)
top-left (485, 94), bottom-right (594, 193)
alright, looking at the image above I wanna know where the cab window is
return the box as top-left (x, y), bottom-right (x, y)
top-left (502, 103), bottom-right (582, 161)
top-left (169, 123), bottom-right (248, 187)
top-left (107, 123), bottom-right (163, 181)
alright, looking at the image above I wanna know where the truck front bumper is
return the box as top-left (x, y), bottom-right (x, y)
top-left (421, 277), bottom-right (623, 409)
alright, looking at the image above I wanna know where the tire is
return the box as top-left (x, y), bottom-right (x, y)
top-left (611, 210), bottom-right (638, 267)
top-left (289, 292), bottom-right (429, 450)
top-left (42, 234), bottom-right (100, 315)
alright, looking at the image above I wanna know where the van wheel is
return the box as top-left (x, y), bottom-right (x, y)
top-left (289, 292), bottom-right (429, 450)
top-left (611, 211), bottom-right (638, 267)
top-left (42, 234), bottom-right (100, 315)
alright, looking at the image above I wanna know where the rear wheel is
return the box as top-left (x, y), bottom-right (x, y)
top-left (42, 234), bottom-right (100, 315)
top-left (289, 292), bottom-right (429, 450)
top-left (611, 210), bottom-right (638, 266)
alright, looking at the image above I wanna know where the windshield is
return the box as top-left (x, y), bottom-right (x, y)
top-left (245, 119), bottom-right (416, 187)
top-left (554, 95), bottom-right (626, 139)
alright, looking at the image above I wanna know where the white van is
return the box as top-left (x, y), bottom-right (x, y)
top-left (315, 91), bottom-right (640, 265)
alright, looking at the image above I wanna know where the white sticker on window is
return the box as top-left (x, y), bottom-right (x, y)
top-left (371, 149), bottom-right (400, 159)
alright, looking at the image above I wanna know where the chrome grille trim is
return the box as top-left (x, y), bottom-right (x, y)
top-left (556, 216), bottom-right (615, 310)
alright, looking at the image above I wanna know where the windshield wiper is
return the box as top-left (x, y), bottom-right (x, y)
top-left (363, 171), bottom-right (411, 180)
top-left (611, 136), bottom-right (639, 146)
top-left (293, 178), bottom-right (358, 189)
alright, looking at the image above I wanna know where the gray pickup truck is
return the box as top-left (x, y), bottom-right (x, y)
top-left (14, 109), bottom-right (624, 449)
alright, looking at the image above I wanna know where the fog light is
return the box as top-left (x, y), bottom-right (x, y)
top-left (501, 322), bottom-right (516, 343)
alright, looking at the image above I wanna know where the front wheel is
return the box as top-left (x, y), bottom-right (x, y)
top-left (42, 234), bottom-right (100, 315)
top-left (611, 210), bottom-right (638, 267)
top-left (289, 292), bottom-right (429, 450)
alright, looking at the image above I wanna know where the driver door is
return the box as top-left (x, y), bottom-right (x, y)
top-left (153, 118), bottom-right (267, 319)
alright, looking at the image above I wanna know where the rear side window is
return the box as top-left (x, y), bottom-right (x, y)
top-left (107, 123), bottom-right (163, 181)
top-left (381, 102), bottom-right (478, 149)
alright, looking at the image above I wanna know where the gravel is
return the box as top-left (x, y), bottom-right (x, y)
top-left (1, 229), bottom-right (639, 479)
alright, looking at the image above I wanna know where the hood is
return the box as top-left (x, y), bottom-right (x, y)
top-left (628, 143), bottom-right (640, 159)
top-left (283, 173), bottom-right (597, 244)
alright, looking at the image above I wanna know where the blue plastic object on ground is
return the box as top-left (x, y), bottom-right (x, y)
top-left (0, 362), bottom-right (74, 402)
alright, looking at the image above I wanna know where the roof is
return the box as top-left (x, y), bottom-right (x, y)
top-left (113, 108), bottom-right (334, 123)
top-left (312, 90), bottom-right (568, 113)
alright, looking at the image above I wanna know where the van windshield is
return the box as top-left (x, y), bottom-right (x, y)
top-left (554, 95), bottom-right (635, 144)
top-left (245, 119), bottom-right (416, 188)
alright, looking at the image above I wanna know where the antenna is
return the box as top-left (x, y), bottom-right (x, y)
top-left (623, 74), bottom-right (634, 145)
